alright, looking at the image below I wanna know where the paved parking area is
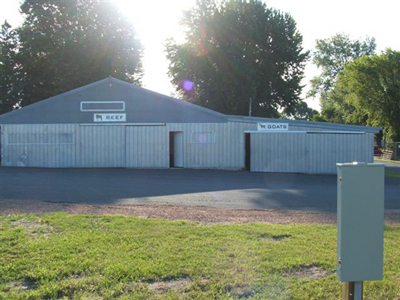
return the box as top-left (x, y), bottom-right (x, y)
top-left (375, 159), bottom-right (400, 173)
top-left (1, 166), bottom-right (398, 213)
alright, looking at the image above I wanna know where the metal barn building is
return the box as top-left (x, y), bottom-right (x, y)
top-left (0, 77), bottom-right (380, 174)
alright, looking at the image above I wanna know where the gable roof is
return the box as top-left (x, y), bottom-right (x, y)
top-left (0, 77), bottom-right (382, 134)
top-left (0, 77), bottom-right (227, 124)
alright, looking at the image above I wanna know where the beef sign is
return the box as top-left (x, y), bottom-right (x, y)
top-left (93, 114), bottom-right (126, 122)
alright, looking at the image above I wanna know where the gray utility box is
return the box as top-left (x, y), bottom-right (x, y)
top-left (337, 163), bottom-right (385, 282)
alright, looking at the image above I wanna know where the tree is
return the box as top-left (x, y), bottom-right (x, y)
top-left (335, 49), bottom-right (400, 145)
top-left (0, 0), bottom-right (143, 113)
top-left (308, 34), bottom-right (376, 122)
top-left (282, 101), bottom-right (318, 121)
top-left (166, 0), bottom-right (309, 118)
top-left (309, 34), bottom-right (376, 100)
top-left (0, 21), bottom-right (21, 114)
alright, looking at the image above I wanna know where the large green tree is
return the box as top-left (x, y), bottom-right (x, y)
top-left (166, 0), bottom-right (309, 117)
top-left (0, 0), bottom-right (143, 113)
top-left (308, 34), bottom-right (376, 122)
top-left (334, 49), bottom-right (400, 145)
top-left (0, 21), bottom-right (21, 114)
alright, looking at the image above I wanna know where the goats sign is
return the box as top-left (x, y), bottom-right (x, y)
top-left (257, 123), bottom-right (289, 131)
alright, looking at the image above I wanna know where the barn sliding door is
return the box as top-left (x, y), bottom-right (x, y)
top-left (250, 132), bottom-right (371, 174)
top-left (125, 126), bottom-right (168, 168)
top-left (78, 125), bottom-right (126, 167)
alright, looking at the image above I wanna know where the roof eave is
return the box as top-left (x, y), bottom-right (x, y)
top-left (227, 115), bottom-right (382, 134)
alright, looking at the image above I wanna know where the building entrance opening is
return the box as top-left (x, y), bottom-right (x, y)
top-left (245, 133), bottom-right (251, 171)
top-left (169, 132), bottom-right (183, 168)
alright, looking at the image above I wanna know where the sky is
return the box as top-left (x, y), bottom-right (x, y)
top-left (1, 0), bottom-right (400, 111)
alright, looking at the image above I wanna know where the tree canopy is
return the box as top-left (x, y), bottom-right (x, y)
top-left (0, 21), bottom-right (20, 114)
top-left (281, 101), bottom-right (318, 121)
top-left (333, 49), bottom-right (400, 145)
top-left (0, 0), bottom-right (143, 113)
top-left (166, 0), bottom-right (309, 118)
top-left (308, 34), bottom-right (376, 122)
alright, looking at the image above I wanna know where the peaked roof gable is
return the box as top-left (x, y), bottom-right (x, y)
top-left (0, 77), bottom-right (227, 124)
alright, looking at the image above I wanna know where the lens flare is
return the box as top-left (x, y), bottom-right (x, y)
top-left (183, 80), bottom-right (194, 91)
top-left (198, 133), bottom-right (207, 143)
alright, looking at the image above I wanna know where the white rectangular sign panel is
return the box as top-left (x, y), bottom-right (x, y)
top-left (93, 113), bottom-right (126, 122)
top-left (258, 123), bottom-right (289, 131)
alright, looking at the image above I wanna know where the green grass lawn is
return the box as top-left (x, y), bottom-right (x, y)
top-left (375, 157), bottom-right (400, 164)
top-left (373, 158), bottom-right (400, 177)
top-left (1, 213), bottom-right (399, 300)
top-left (386, 170), bottom-right (400, 178)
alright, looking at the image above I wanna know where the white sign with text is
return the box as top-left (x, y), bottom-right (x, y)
top-left (94, 113), bottom-right (126, 122)
top-left (257, 123), bottom-right (289, 131)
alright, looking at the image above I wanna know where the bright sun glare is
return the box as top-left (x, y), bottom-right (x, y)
top-left (114, 0), bottom-right (191, 44)
top-left (113, 0), bottom-right (194, 95)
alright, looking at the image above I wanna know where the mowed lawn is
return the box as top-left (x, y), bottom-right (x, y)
top-left (1, 213), bottom-right (399, 300)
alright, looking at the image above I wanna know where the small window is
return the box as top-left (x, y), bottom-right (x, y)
top-left (80, 101), bottom-right (125, 112)
top-left (191, 132), bottom-right (215, 144)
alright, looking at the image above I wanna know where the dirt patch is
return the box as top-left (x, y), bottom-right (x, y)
top-left (65, 274), bottom-right (91, 284)
top-left (4, 278), bottom-right (37, 292)
top-left (10, 217), bottom-right (54, 237)
top-left (260, 234), bottom-right (291, 241)
top-left (226, 285), bottom-right (256, 299)
top-left (1, 199), bottom-right (400, 225)
top-left (287, 264), bottom-right (333, 279)
top-left (147, 277), bottom-right (193, 294)
top-left (270, 234), bottom-right (291, 241)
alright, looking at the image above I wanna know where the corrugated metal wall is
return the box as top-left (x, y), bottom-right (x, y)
top-left (0, 122), bottom-right (256, 169)
top-left (251, 132), bottom-right (308, 173)
top-left (307, 133), bottom-right (373, 173)
top-left (0, 123), bottom-right (373, 173)
top-left (126, 125), bottom-right (168, 168)
top-left (1, 124), bottom-right (77, 167)
top-left (78, 126), bottom-right (126, 168)
top-left (290, 126), bottom-right (336, 131)
top-left (251, 132), bottom-right (374, 174)
top-left (167, 123), bottom-right (255, 169)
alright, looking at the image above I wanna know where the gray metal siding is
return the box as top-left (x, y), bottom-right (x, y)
top-left (0, 122), bottom-right (256, 170)
top-left (0, 123), bottom-right (373, 174)
top-left (307, 133), bottom-right (373, 173)
top-left (290, 126), bottom-right (333, 132)
top-left (126, 126), bottom-right (168, 168)
top-left (78, 126), bottom-right (125, 167)
top-left (228, 116), bottom-right (381, 133)
top-left (251, 132), bottom-right (374, 174)
top-left (167, 122), bottom-right (255, 169)
top-left (251, 133), bottom-right (308, 173)
top-left (1, 124), bottom-right (77, 167)
top-left (126, 122), bottom-right (254, 170)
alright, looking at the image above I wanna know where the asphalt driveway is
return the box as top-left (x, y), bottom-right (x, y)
top-left (1, 166), bottom-right (399, 213)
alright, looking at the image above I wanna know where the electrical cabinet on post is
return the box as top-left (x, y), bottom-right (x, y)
top-left (337, 162), bottom-right (385, 282)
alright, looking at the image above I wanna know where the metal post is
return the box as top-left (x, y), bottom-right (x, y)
top-left (354, 282), bottom-right (363, 300)
top-left (342, 282), bottom-right (354, 300)
top-left (248, 97), bottom-right (252, 116)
